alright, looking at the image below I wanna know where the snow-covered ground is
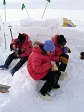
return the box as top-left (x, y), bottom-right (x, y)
top-left (0, 9), bottom-right (84, 112)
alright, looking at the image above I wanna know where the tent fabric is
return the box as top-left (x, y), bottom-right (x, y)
top-left (62, 18), bottom-right (76, 27)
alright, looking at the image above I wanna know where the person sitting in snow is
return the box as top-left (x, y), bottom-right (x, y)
top-left (80, 52), bottom-right (84, 59)
top-left (0, 33), bottom-right (32, 76)
top-left (27, 40), bottom-right (61, 101)
top-left (51, 35), bottom-right (71, 79)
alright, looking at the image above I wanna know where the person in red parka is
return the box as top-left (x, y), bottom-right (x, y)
top-left (27, 40), bottom-right (61, 101)
top-left (0, 33), bottom-right (32, 76)
top-left (51, 35), bottom-right (71, 73)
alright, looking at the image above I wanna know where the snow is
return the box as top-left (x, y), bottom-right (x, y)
top-left (0, 10), bottom-right (84, 112)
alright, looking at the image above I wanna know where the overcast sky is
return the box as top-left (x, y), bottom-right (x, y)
top-left (0, 0), bottom-right (84, 10)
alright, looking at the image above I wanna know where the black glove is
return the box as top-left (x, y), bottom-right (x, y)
top-left (68, 49), bottom-right (71, 53)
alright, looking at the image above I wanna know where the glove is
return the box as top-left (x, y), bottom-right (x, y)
top-left (63, 47), bottom-right (71, 53)
top-left (60, 56), bottom-right (68, 64)
top-left (52, 63), bottom-right (58, 71)
top-left (50, 61), bottom-right (56, 66)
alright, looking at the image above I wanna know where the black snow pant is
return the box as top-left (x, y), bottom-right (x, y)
top-left (5, 52), bottom-right (28, 72)
top-left (57, 54), bottom-right (69, 72)
top-left (40, 71), bottom-right (61, 95)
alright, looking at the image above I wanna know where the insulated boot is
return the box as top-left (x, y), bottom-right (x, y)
top-left (0, 64), bottom-right (8, 70)
top-left (39, 91), bottom-right (52, 101)
top-left (59, 71), bottom-right (68, 80)
top-left (10, 69), bottom-right (15, 76)
top-left (53, 83), bottom-right (60, 89)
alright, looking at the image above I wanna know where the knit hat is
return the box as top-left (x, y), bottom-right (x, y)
top-left (57, 35), bottom-right (67, 46)
top-left (43, 40), bottom-right (55, 52)
top-left (18, 33), bottom-right (25, 42)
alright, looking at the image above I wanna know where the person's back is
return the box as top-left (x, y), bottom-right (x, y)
top-left (28, 41), bottom-right (52, 80)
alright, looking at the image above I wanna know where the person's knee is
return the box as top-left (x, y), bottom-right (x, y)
top-left (62, 54), bottom-right (69, 59)
top-left (8, 53), bottom-right (13, 58)
top-left (21, 57), bottom-right (28, 62)
top-left (52, 71), bottom-right (61, 81)
top-left (60, 54), bottom-right (69, 64)
top-left (65, 54), bottom-right (69, 59)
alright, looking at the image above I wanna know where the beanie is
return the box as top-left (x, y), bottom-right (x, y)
top-left (43, 40), bottom-right (55, 52)
top-left (57, 35), bottom-right (67, 46)
top-left (18, 33), bottom-right (25, 42)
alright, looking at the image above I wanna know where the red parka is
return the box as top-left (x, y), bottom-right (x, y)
top-left (27, 42), bottom-right (52, 80)
top-left (11, 33), bottom-right (32, 58)
top-left (51, 35), bottom-right (64, 62)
